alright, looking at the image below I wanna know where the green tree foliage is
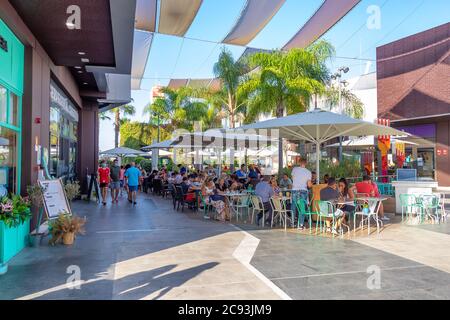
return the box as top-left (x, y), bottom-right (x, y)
top-left (242, 40), bottom-right (335, 122)
top-left (119, 122), bottom-right (172, 150)
top-left (143, 87), bottom-right (209, 131)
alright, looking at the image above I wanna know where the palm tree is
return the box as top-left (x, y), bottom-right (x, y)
top-left (143, 87), bottom-right (209, 138)
top-left (242, 40), bottom-right (335, 174)
top-left (108, 104), bottom-right (136, 148)
top-left (324, 85), bottom-right (364, 119)
top-left (208, 48), bottom-right (248, 129)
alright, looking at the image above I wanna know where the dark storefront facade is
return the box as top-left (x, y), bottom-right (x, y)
top-left (377, 22), bottom-right (450, 186)
top-left (0, 1), bottom-right (135, 198)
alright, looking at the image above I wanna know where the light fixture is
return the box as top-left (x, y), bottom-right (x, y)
top-left (83, 82), bottom-right (88, 85)
top-left (81, 58), bottom-right (89, 63)
top-left (78, 51), bottom-right (86, 55)
top-left (74, 66), bottom-right (82, 69)
top-left (78, 71), bottom-right (83, 74)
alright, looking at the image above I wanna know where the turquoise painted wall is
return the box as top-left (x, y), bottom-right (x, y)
top-left (0, 18), bottom-right (26, 266)
top-left (0, 18), bottom-right (24, 95)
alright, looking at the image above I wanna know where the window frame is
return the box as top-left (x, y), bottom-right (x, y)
top-left (0, 78), bottom-right (22, 194)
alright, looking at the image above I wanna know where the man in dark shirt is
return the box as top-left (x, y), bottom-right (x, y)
top-left (320, 177), bottom-right (340, 201)
top-left (320, 177), bottom-right (344, 234)
top-left (110, 159), bottom-right (121, 203)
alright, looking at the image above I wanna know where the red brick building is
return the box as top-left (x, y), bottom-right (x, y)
top-left (377, 22), bottom-right (450, 186)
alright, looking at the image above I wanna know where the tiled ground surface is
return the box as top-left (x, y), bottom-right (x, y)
top-left (1, 193), bottom-right (449, 300)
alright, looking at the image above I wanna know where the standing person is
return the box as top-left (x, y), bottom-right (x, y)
top-left (109, 159), bottom-right (121, 204)
top-left (124, 164), bottom-right (131, 200)
top-left (125, 162), bottom-right (142, 206)
top-left (291, 158), bottom-right (313, 230)
top-left (98, 160), bottom-right (110, 206)
top-left (119, 165), bottom-right (126, 196)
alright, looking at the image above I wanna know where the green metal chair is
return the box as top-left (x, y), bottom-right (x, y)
top-left (316, 200), bottom-right (336, 235)
top-left (417, 194), bottom-right (440, 224)
top-left (399, 194), bottom-right (419, 222)
top-left (295, 198), bottom-right (314, 233)
top-left (198, 193), bottom-right (215, 219)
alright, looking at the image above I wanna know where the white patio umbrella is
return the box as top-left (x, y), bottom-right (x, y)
top-left (325, 136), bottom-right (417, 149)
top-left (239, 109), bottom-right (409, 183)
top-left (151, 149), bottom-right (173, 156)
top-left (100, 147), bottom-right (148, 157)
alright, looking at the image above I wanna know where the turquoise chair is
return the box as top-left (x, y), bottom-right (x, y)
top-left (399, 194), bottom-right (420, 223)
top-left (416, 194), bottom-right (440, 224)
top-left (295, 198), bottom-right (314, 233)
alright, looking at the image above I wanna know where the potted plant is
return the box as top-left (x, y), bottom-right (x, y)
top-left (64, 181), bottom-right (81, 204)
top-left (26, 184), bottom-right (46, 247)
top-left (48, 212), bottom-right (86, 246)
top-left (0, 194), bottom-right (32, 272)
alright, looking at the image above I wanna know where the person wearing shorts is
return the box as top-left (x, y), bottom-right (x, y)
top-left (119, 165), bottom-right (125, 196)
top-left (98, 160), bottom-right (110, 206)
top-left (125, 162), bottom-right (141, 206)
top-left (109, 159), bottom-right (121, 204)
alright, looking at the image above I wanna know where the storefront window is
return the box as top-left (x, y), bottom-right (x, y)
top-left (0, 127), bottom-right (18, 195)
top-left (49, 82), bottom-right (78, 179)
top-left (9, 92), bottom-right (19, 127)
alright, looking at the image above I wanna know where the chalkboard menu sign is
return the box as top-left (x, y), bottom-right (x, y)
top-left (39, 179), bottom-right (72, 220)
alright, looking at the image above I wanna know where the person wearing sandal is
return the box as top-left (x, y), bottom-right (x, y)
top-left (98, 160), bottom-right (110, 206)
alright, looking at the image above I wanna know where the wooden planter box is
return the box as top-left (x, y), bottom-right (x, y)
top-left (0, 216), bottom-right (31, 264)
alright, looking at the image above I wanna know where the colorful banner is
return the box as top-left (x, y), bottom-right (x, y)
top-left (396, 142), bottom-right (406, 168)
top-left (377, 119), bottom-right (391, 182)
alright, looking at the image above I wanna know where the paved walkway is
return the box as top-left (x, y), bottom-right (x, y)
top-left (1, 193), bottom-right (450, 300)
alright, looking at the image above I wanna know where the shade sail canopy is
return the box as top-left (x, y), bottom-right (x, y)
top-left (283, 0), bottom-right (361, 49)
top-left (239, 109), bottom-right (409, 183)
top-left (100, 147), bottom-right (148, 156)
top-left (131, 30), bottom-right (153, 90)
top-left (135, 0), bottom-right (157, 32)
top-left (158, 0), bottom-right (203, 36)
top-left (223, 0), bottom-right (286, 46)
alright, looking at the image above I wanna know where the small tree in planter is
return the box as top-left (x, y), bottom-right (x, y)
top-left (48, 212), bottom-right (86, 246)
top-left (64, 181), bottom-right (81, 205)
top-left (26, 184), bottom-right (46, 246)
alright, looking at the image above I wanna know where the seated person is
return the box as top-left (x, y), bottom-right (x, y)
top-left (338, 178), bottom-right (356, 222)
top-left (235, 164), bottom-right (248, 182)
top-left (279, 173), bottom-right (293, 190)
top-left (319, 177), bottom-right (345, 234)
top-left (355, 175), bottom-right (388, 221)
top-left (229, 175), bottom-right (243, 191)
top-left (216, 178), bottom-right (229, 192)
top-left (255, 176), bottom-right (274, 226)
top-left (270, 176), bottom-right (281, 195)
top-left (181, 177), bottom-right (195, 198)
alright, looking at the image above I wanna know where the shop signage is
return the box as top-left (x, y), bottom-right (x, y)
top-left (0, 35), bottom-right (7, 52)
top-left (39, 179), bottom-right (72, 220)
top-left (50, 83), bottom-right (78, 122)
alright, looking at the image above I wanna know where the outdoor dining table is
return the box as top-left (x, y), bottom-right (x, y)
top-left (223, 191), bottom-right (252, 221)
top-left (353, 196), bottom-right (390, 234)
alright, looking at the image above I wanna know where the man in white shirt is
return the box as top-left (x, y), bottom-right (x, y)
top-left (291, 158), bottom-right (313, 230)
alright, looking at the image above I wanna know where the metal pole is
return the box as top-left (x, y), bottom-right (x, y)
top-left (316, 142), bottom-right (321, 185)
top-left (338, 79), bottom-right (343, 163)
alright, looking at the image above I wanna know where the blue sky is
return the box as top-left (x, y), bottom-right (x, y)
top-left (100, 0), bottom-right (450, 151)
